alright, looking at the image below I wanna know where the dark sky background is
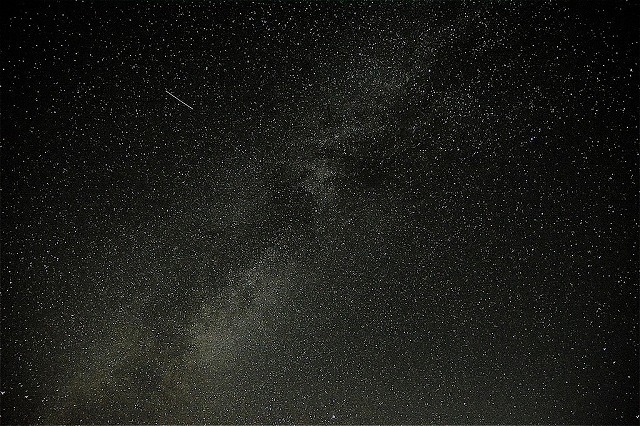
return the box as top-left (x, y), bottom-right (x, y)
top-left (1, 1), bottom-right (638, 424)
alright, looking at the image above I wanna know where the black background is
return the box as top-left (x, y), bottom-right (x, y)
top-left (2, 1), bottom-right (638, 424)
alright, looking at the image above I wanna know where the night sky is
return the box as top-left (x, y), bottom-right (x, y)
top-left (1, 1), bottom-right (639, 424)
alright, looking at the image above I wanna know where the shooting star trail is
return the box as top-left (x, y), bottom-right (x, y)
top-left (165, 90), bottom-right (194, 110)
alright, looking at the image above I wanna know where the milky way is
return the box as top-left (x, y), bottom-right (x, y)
top-left (2, 1), bottom-right (638, 424)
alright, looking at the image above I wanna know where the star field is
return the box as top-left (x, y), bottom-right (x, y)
top-left (1, 1), bottom-right (638, 424)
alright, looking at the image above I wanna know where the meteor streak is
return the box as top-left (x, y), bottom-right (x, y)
top-left (165, 90), bottom-right (194, 110)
